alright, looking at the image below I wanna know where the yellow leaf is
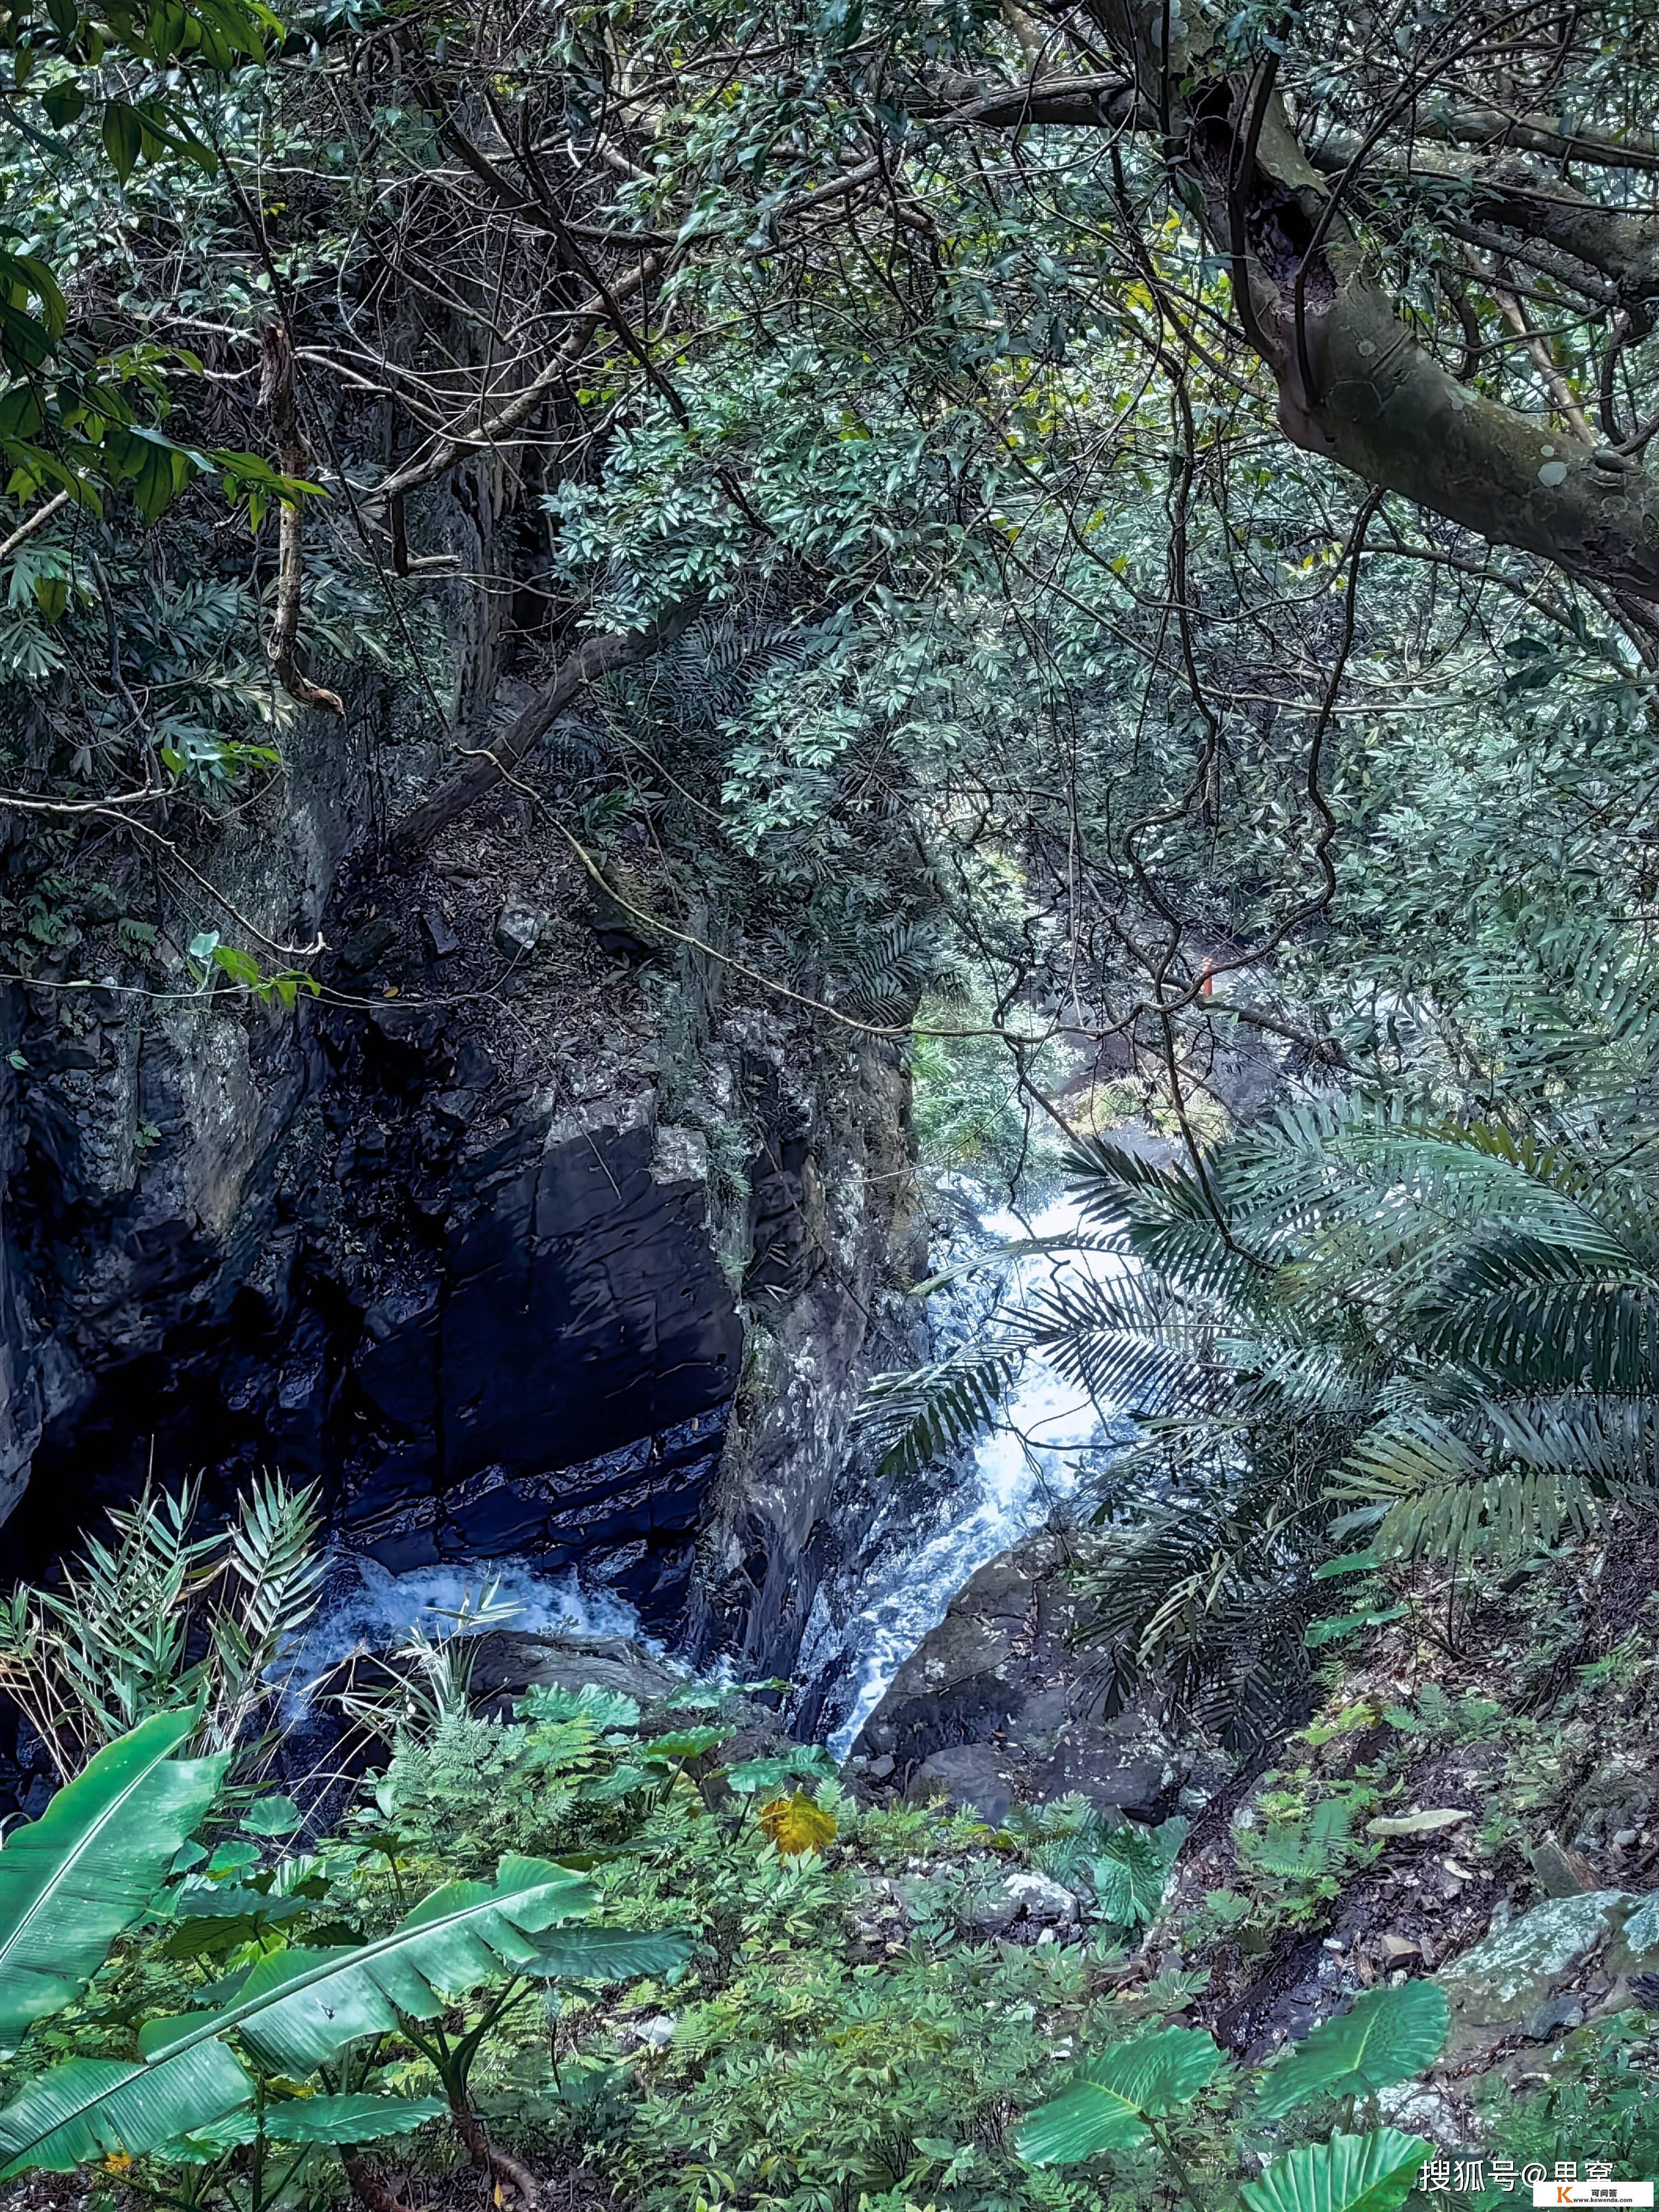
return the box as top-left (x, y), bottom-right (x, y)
top-left (757, 1793), bottom-right (837, 1856)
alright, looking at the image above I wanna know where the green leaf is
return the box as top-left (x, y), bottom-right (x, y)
top-left (1086, 1818), bottom-right (1186, 1928)
top-left (521, 1926), bottom-right (694, 1981)
top-left (1255, 1985), bottom-right (1450, 2119)
top-left (0, 1709), bottom-right (224, 2059)
top-left (0, 2045), bottom-right (252, 2175)
top-left (1016, 2027), bottom-right (1223, 2165)
top-left (241, 1793), bottom-right (304, 1837)
top-left (41, 84), bottom-right (85, 127)
top-left (516, 1684), bottom-right (640, 1731)
top-left (1305, 1606), bottom-right (1408, 1649)
top-left (100, 100), bottom-right (144, 183)
top-left (140, 1854), bottom-right (598, 2073)
top-left (1240, 2128), bottom-right (1430, 2212)
top-left (261, 2094), bottom-right (449, 2144)
top-left (642, 1728), bottom-right (731, 1761)
top-left (724, 1744), bottom-right (838, 1794)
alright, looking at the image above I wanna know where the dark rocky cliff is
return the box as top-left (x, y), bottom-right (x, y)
top-left (0, 714), bottom-right (924, 1667)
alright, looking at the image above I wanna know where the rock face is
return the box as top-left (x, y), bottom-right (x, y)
top-left (686, 1013), bottom-right (926, 1676)
top-left (0, 778), bottom-right (921, 1668)
top-left (1437, 1890), bottom-right (1659, 2067)
top-left (852, 1527), bottom-right (1206, 1819)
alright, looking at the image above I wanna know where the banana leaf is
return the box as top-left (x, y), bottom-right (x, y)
top-left (1, 1856), bottom-right (689, 2171)
top-left (141, 1854), bottom-right (603, 2072)
top-left (0, 1709), bottom-right (225, 2059)
top-left (0, 2044), bottom-right (252, 2176)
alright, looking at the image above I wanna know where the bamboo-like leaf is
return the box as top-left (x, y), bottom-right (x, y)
top-left (0, 1709), bottom-right (224, 2058)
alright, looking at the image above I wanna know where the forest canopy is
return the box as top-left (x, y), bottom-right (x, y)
top-left (3, 0), bottom-right (1659, 1121)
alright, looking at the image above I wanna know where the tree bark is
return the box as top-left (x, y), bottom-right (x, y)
top-left (1062, 4), bottom-right (1659, 601)
top-left (390, 604), bottom-right (698, 854)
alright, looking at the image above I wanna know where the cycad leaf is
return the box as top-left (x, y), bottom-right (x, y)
top-left (0, 2044), bottom-right (252, 2176)
top-left (1016, 2026), bottom-right (1222, 2164)
top-left (857, 1350), bottom-right (1020, 1475)
top-left (1240, 2127), bottom-right (1430, 2212)
top-left (0, 1709), bottom-right (225, 2058)
top-left (1255, 1985), bottom-right (1449, 2118)
top-left (262, 2094), bottom-right (449, 2144)
top-left (142, 1854), bottom-right (598, 2073)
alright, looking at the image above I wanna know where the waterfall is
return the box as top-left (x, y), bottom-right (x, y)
top-left (824, 1189), bottom-right (1130, 1760)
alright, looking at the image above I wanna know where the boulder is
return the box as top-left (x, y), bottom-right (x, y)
top-left (858, 1527), bottom-right (1211, 1817)
top-left (908, 1742), bottom-right (1017, 1824)
top-left (468, 1630), bottom-right (685, 1712)
top-left (1437, 1890), bottom-right (1659, 2066)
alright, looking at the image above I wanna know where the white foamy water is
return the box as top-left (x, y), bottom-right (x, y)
top-left (826, 1191), bottom-right (1130, 1759)
top-left (284, 1553), bottom-right (651, 1711)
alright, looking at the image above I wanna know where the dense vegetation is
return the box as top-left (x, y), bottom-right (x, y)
top-left (6, 0), bottom-right (1659, 2204)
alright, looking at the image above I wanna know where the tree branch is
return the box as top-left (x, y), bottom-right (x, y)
top-left (390, 603), bottom-right (699, 853)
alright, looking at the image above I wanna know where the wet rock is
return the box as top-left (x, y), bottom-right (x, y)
top-left (858, 1526), bottom-right (1210, 1817)
top-left (467, 1630), bottom-right (686, 1714)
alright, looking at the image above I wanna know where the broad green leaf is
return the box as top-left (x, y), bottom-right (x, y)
top-left (168, 1879), bottom-right (307, 1923)
top-left (0, 1709), bottom-right (224, 2058)
top-left (101, 100), bottom-right (144, 183)
top-left (0, 2044), bottom-right (252, 2175)
top-left (522, 1925), bottom-right (694, 1981)
top-left (725, 1745), bottom-right (838, 1794)
top-left (643, 1728), bottom-right (731, 1760)
top-left (1240, 2128), bottom-right (1430, 2212)
top-left (241, 1793), bottom-right (303, 1837)
top-left (1087, 1817), bottom-right (1186, 1928)
top-left (261, 2094), bottom-right (449, 2144)
top-left (1016, 2027), bottom-right (1222, 2164)
top-left (1255, 1985), bottom-right (1449, 2119)
top-left (141, 1855), bottom-right (599, 2072)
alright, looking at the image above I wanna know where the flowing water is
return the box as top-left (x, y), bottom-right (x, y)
top-left (293, 1193), bottom-right (1127, 1756)
top-left (285, 1554), bottom-right (652, 1713)
top-left (822, 1190), bottom-right (1130, 1759)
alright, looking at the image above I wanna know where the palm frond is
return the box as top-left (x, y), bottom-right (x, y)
top-left (855, 1347), bottom-right (1022, 1475)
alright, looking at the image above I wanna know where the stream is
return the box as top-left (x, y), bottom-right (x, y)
top-left (819, 1189), bottom-right (1130, 1758)
top-left (292, 1190), bottom-right (1130, 1754)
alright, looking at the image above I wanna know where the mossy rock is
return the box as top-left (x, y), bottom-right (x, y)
top-left (1437, 1890), bottom-right (1659, 2064)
